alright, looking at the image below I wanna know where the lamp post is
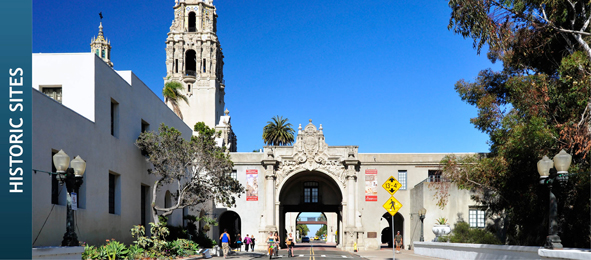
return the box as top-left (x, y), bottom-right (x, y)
top-left (52, 150), bottom-right (87, 246)
top-left (537, 149), bottom-right (571, 250)
top-left (418, 208), bottom-right (427, 242)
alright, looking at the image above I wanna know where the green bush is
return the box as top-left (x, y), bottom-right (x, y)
top-left (166, 239), bottom-right (199, 258)
top-left (441, 221), bottom-right (501, 244)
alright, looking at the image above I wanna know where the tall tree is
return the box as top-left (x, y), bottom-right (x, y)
top-left (439, 0), bottom-right (590, 247)
top-left (262, 116), bottom-right (295, 146)
top-left (163, 81), bottom-right (189, 120)
top-left (136, 123), bottom-right (244, 225)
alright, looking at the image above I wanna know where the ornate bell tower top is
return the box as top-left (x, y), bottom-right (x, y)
top-left (90, 22), bottom-right (113, 67)
top-left (170, 0), bottom-right (218, 34)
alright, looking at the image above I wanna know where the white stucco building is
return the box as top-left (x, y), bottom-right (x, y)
top-left (31, 50), bottom-right (192, 246)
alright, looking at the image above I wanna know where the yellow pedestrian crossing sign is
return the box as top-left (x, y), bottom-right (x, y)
top-left (382, 176), bottom-right (402, 195)
top-left (383, 196), bottom-right (402, 216)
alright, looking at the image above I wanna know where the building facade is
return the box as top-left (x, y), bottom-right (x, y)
top-left (221, 121), bottom-right (479, 251)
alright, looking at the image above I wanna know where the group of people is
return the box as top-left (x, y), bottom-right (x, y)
top-left (218, 229), bottom-right (295, 258)
top-left (219, 230), bottom-right (257, 258)
top-left (267, 231), bottom-right (295, 257)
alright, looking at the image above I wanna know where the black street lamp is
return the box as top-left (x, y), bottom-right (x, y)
top-left (418, 207), bottom-right (426, 242)
top-left (52, 150), bottom-right (87, 246)
top-left (537, 150), bottom-right (571, 250)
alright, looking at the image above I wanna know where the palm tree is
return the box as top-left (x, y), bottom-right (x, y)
top-left (263, 116), bottom-right (295, 146)
top-left (163, 81), bottom-right (189, 119)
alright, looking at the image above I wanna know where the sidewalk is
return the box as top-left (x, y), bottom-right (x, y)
top-left (352, 248), bottom-right (445, 260)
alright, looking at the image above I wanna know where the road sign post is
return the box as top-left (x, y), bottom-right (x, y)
top-left (382, 176), bottom-right (403, 260)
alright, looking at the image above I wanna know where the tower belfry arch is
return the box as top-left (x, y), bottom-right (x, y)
top-left (259, 120), bottom-right (364, 250)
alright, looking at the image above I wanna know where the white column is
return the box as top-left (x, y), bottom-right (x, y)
top-left (347, 176), bottom-right (355, 227)
top-left (265, 174), bottom-right (275, 228)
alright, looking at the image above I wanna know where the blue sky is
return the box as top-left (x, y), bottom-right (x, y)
top-left (33, 0), bottom-right (499, 153)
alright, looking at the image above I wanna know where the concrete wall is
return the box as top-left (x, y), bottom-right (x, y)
top-left (414, 242), bottom-right (591, 260)
top-left (32, 53), bottom-right (193, 247)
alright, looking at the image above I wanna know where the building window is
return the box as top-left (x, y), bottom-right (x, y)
top-left (101, 50), bottom-right (105, 58)
top-left (428, 170), bottom-right (442, 182)
top-left (304, 181), bottom-right (319, 203)
top-left (164, 190), bottom-right (172, 208)
top-left (203, 59), bottom-right (206, 73)
top-left (41, 86), bottom-right (62, 103)
top-left (230, 170), bottom-right (237, 180)
top-left (95, 49), bottom-right (99, 56)
top-left (398, 170), bottom-right (407, 190)
top-left (469, 208), bottom-right (485, 228)
top-left (141, 185), bottom-right (148, 227)
top-left (111, 98), bottom-right (119, 137)
top-left (109, 172), bottom-right (120, 214)
top-left (175, 59), bottom-right (178, 73)
top-left (188, 84), bottom-right (191, 92)
top-left (141, 119), bottom-right (150, 133)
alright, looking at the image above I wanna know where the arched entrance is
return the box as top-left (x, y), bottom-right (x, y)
top-left (278, 170), bottom-right (343, 248)
top-left (219, 211), bottom-right (241, 248)
top-left (380, 212), bottom-right (404, 248)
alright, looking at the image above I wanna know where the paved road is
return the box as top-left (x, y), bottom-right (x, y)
top-left (222, 243), bottom-right (444, 260)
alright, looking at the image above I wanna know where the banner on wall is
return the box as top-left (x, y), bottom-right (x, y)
top-left (365, 169), bottom-right (378, 201)
top-left (246, 169), bottom-right (258, 201)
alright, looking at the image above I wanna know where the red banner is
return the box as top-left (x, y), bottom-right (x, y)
top-left (246, 169), bottom-right (258, 201)
top-left (365, 169), bottom-right (378, 201)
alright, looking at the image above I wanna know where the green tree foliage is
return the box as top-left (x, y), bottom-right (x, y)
top-left (163, 81), bottom-right (189, 119)
top-left (296, 224), bottom-right (309, 237)
top-left (263, 116), bottom-right (295, 146)
top-left (136, 123), bottom-right (244, 224)
top-left (441, 0), bottom-right (591, 247)
top-left (315, 225), bottom-right (327, 238)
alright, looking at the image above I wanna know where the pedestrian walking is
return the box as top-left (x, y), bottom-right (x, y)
top-left (251, 234), bottom-right (256, 251)
top-left (236, 233), bottom-right (242, 252)
top-left (395, 231), bottom-right (403, 253)
top-left (244, 234), bottom-right (252, 252)
top-left (219, 229), bottom-right (231, 258)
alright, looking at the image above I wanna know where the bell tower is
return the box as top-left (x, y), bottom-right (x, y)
top-left (165, 0), bottom-right (236, 151)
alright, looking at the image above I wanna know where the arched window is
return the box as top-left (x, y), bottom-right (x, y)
top-left (165, 191), bottom-right (172, 208)
top-left (188, 12), bottom-right (196, 32)
top-left (185, 50), bottom-right (196, 76)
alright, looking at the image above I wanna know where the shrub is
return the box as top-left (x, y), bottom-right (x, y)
top-left (441, 221), bottom-right (501, 244)
top-left (104, 239), bottom-right (128, 260)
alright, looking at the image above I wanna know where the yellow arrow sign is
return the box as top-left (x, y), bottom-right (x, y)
top-left (383, 196), bottom-right (403, 216)
top-left (382, 176), bottom-right (402, 195)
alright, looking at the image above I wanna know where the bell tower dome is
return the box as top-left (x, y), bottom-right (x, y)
top-left (90, 22), bottom-right (113, 67)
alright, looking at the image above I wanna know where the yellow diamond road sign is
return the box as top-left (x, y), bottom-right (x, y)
top-left (383, 196), bottom-right (403, 216)
top-left (382, 176), bottom-right (402, 195)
